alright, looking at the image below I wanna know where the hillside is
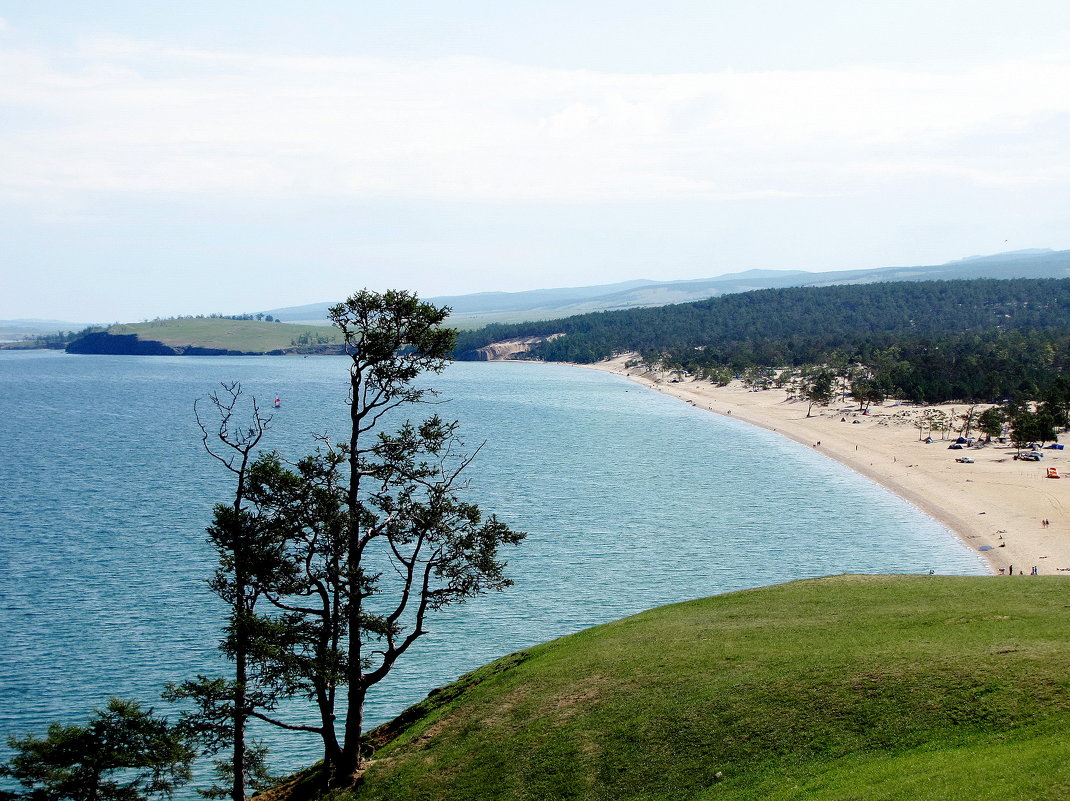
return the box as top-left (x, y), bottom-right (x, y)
top-left (65, 318), bottom-right (342, 355)
top-left (295, 576), bottom-right (1070, 801)
top-left (455, 277), bottom-right (1070, 402)
top-left (263, 248), bottom-right (1070, 326)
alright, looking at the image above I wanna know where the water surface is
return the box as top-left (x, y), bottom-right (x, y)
top-left (0, 351), bottom-right (985, 787)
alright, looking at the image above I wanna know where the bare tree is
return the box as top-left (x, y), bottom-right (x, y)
top-left (167, 383), bottom-right (275, 801)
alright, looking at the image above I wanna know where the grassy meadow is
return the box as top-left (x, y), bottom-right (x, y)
top-left (291, 575), bottom-right (1070, 801)
top-left (109, 318), bottom-right (340, 352)
top-left (100, 314), bottom-right (549, 350)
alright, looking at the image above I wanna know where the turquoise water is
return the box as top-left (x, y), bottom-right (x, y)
top-left (0, 350), bottom-right (985, 789)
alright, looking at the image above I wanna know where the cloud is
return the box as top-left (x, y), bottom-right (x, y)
top-left (0, 34), bottom-right (1068, 206)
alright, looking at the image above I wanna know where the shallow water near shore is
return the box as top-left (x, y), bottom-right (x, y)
top-left (0, 351), bottom-right (985, 791)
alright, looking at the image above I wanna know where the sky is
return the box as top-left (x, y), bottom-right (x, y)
top-left (2, 1), bottom-right (1070, 322)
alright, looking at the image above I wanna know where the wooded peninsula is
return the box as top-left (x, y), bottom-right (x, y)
top-left (456, 277), bottom-right (1070, 406)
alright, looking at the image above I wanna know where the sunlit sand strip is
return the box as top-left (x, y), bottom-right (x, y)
top-left (580, 355), bottom-right (1070, 577)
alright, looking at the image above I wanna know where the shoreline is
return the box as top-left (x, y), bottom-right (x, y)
top-left (578, 356), bottom-right (1070, 576)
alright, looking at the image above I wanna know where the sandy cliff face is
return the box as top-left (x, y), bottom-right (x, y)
top-left (474, 335), bottom-right (563, 361)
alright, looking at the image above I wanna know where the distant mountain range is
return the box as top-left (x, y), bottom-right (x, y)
top-left (0, 318), bottom-right (95, 342)
top-left (6, 249), bottom-right (1068, 340)
top-left (264, 249), bottom-right (1070, 326)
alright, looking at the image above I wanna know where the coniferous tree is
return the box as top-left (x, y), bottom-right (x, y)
top-left (978, 407), bottom-right (1007, 441)
top-left (186, 291), bottom-right (525, 792)
top-left (804, 369), bottom-right (835, 417)
top-left (1, 699), bottom-right (193, 801)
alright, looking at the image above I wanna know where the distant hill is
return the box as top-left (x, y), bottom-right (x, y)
top-left (262, 248), bottom-right (1070, 326)
top-left (263, 279), bottom-right (659, 326)
top-left (64, 318), bottom-right (342, 356)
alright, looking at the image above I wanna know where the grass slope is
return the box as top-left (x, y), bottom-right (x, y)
top-left (109, 319), bottom-right (339, 352)
top-left (335, 576), bottom-right (1070, 801)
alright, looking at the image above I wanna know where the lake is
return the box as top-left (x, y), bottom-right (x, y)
top-left (0, 350), bottom-right (985, 790)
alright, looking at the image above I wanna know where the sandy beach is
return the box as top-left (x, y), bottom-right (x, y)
top-left (584, 355), bottom-right (1070, 576)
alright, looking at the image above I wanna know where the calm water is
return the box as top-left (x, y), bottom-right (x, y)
top-left (0, 350), bottom-right (985, 790)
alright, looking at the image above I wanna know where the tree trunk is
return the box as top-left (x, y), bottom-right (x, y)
top-left (232, 532), bottom-right (248, 800)
top-left (315, 683), bottom-right (342, 781)
top-left (336, 683), bottom-right (365, 787)
top-left (232, 687), bottom-right (246, 801)
top-left (337, 367), bottom-right (365, 787)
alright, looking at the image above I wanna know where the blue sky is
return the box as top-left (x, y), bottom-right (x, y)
top-left (3, 1), bottom-right (1070, 321)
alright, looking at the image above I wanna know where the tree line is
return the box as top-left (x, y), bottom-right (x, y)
top-left (717, 360), bottom-right (1068, 453)
top-left (150, 313), bottom-right (285, 323)
top-left (1, 291), bottom-right (524, 800)
top-left (18, 325), bottom-right (107, 348)
top-left (454, 278), bottom-right (1070, 404)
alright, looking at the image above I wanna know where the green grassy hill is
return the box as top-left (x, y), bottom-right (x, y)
top-left (308, 576), bottom-right (1070, 801)
top-left (108, 318), bottom-right (340, 352)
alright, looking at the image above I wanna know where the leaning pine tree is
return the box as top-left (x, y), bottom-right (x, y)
top-left (206, 289), bottom-right (525, 792)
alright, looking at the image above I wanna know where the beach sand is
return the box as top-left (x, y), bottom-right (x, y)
top-left (584, 355), bottom-right (1070, 576)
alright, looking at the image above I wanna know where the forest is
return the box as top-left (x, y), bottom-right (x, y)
top-left (454, 278), bottom-right (1070, 404)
